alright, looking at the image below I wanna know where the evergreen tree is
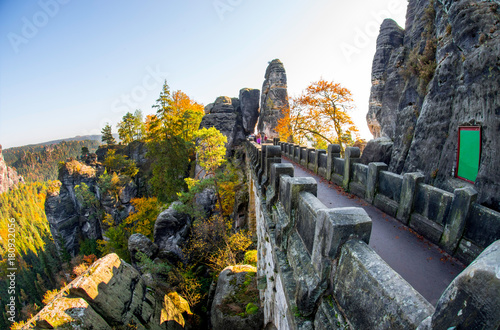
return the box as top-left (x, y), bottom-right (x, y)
top-left (146, 81), bottom-right (204, 202)
top-left (101, 123), bottom-right (116, 146)
top-left (117, 112), bottom-right (136, 145)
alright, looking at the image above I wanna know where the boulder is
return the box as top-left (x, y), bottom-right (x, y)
top-left (194, 188), bottom-right (217, 219)
top-left (128, 233), bottom-right (159, 265)
top-left (258, 59), bottom-right (289, 139)
top-left (154, 202), bottom-right (191, 262)
top-left (360, 137), bottom-right (394, 165)
top-left (211, 265), bottom-right (263, 330)
top-left (119, 179), bottom-right (138, 204)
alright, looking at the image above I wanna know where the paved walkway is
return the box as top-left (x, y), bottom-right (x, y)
top-left (283, 158), bottom-right (465, 306)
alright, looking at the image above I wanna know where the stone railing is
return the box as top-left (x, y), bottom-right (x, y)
top-left (277, 140), bottom-right (500, 265)
top-left (246, 141), bottom-right (500, 330)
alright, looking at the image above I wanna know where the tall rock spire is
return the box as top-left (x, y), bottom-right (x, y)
top-left (257, 59), bottom-right (289, 139)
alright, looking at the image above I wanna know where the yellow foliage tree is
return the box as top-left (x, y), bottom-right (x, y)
top-left (276, 79), bottom-right (359, 155)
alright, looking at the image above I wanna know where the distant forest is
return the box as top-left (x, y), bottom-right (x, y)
top-left (3, 140), bottom-right (101, 182)
top-left (0, 182), bottom-right (63, 328)
top-left (0, 139), bottom-right (103, 328)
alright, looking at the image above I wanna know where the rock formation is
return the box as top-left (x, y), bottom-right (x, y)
top-left (367, 0), bottom-right (500, 211)
top-left (0, 144), bottom-right (24, 193)
top-left (200, 89), bottom-right (260, 155)
top-left (128, 233), bottom-right (159, 266)
top-left (210, 265), bottom-right (263, 330)
top-left (257, 59), bottom-right (289, 139)
top-left (23, 253), bottom-right (192, 329)
top-left (153, 202), bottom-right (191, 262)
top-left (45, 160), bottom-right (103, 256)
top-left (46, 142), bottom-right (149, 256)
top-left (239, 88), bottom-right (261, 135)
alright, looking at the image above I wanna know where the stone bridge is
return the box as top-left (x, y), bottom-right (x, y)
top-left (246, 141), bottom-right (500, 329)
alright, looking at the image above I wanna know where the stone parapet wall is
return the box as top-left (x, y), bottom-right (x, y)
top-left (277, 141), bottom-right (500, 265)
top-left (248, 140), bottom-right (500, 329)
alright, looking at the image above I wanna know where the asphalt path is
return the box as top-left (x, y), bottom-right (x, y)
top-left (283, 158), bottom-right (465, 306)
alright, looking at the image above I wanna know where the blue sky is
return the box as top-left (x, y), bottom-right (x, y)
top-left (0, 0), bottom-right (407, 148)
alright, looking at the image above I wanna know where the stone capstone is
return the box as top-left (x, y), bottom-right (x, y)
top-left (360, 137), bottom-right (394, 165)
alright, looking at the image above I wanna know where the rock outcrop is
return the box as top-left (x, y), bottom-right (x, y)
top-left (0, 144), bottom-right (24, 193)
top-left (239, 88), bottom-right (261, 135)
top-left (257, 59), bottom-right (289, 139)
top-left (154, 202), bottom-right (191, 262)
top-left (200, 89), bottom-right (260, 155)
top-left (210, 265), bottom-right (263, 330)
top-left (367, 0), bottom-right (500, 211)
top-left (45, 160), bottom-right (102, 256)
top-left (23, 253), bottom-right (192, 329)
top-left (128, 233), bottom-right (159, 266)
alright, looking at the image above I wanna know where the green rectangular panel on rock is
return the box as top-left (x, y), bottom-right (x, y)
top-left (456, 127), bottom-right (481, 183)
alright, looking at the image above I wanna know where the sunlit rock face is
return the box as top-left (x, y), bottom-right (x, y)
top-left (257, 59), bottom-right (289, 139)
top-left (0, 144), bottom-right (24, 194)
top-left (367, 0), bottom-right (500, 211)
top-left (23, 253), bottom-right (191, 329)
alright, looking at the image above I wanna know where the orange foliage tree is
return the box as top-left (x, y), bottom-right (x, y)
top-left (277, 79), bottom-right (359, 155)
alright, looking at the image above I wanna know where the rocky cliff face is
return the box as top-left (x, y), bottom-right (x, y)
top-left (367, 0), bottom-right (500, 210)
top-left (0, 144), bottom-right (24, 193)
top-left (46, 143), bottom-right (149, 256)
top-left (200, 88), bottom-right (260, 154)
top-left (23, 253), bottom-right (192, 329)
top-left (45, 160), bottom-right (104, 256)
top-left (257, 59), bottom-right (290, 139)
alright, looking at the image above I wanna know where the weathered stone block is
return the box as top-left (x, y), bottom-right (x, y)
top-left (397, 172), bottom-right (425, 224)
top-left (343, 147), bottom-right (360, 189)
top-left (334, 240), bottom-right (434, 329)
top-left (315, 149), bottom-right (326, 175)
top-left (296, 191), bottom-right (326, 254)
top-left (287, 231), bottom-right (326, 317)
top-left (431, 240), bottom-right (500, 329)
top-left (267, 163), bottom-right (294, 208)
top-left (441, 187), bottom-right (477, 254)
top-left (366, 162), bottom-right (388, 204)
top-left (311, 207), bottom-right (372, 279)
top-left (279, 176), bottom-right (317, 218)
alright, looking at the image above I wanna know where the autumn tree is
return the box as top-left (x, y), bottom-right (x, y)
top-left (277, 79), bottom-right (359, 155)
top-left (101, 123), bottom-right (116, 146)
top-left (193, 127), bottom-right (227, 213)
top-left (146, 81), bottom-right (205, 202)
